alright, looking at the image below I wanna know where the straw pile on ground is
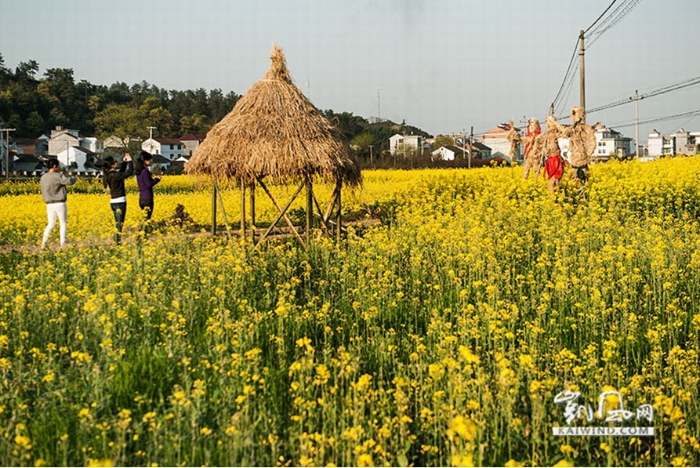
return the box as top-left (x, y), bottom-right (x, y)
top-left (186, 45), bottom-right (361, 187)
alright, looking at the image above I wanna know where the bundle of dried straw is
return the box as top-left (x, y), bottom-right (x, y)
top-left (187, 44), bottom-right (361, 187)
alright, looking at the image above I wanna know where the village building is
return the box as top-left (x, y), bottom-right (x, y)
top-left (179, 134), bottom-right (206, 157)
top-left (431, 142), bottom-right (492, 161)
top-left (142, 137), bottom-right (184, 161)
top-left (56, 145), bottom-right (100, 174)
top-left (389, 134), bottom-right (424, 156)
top-left (593, 125), bottom-right (634, 162)
top-left (13, 137), bottom-right (48, 157)
top-left (47, 126), bottom-right (100, 158)
top-left (647, 128), bottom-right (699, 157)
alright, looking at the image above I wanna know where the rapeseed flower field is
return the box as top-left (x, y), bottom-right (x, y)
top-left (0, 158), bottom-right (699, 466)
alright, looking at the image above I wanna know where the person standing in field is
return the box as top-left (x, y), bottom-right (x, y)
top-left (134, 151), bottom-right (161, 234)
top-left (102, 153), bottom-right (133, 244)
top-left (40, 158), bottom-right (76, 249)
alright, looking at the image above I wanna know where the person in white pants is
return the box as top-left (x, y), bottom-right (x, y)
top-left (40, 159), bottom-right (76, 248)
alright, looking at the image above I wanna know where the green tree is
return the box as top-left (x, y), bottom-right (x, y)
top-left (146, 107), bottom-right (173, 136)
top-left (93, 103), bottom-right (144, 150)
top-left (14, 60), bottom-right (39, 82)
top-left (24, 111), bottom-right (45, 136)
top-left (433, 135), bottom-right (454, 149)
top-left (322, 110), bottom-right (366, 140)
top-left (106, 82), bottom-right (132, 105)
top-left (208, 88), bottom-right (236, 123)
top-left (179, 113), bottom-right (210, 135)
top-left (351, 132), bottom-right (375, 159)
top-left (37, 68), bottom-right (76, 128)
top-left (0, 53), bottom-right (10, 83)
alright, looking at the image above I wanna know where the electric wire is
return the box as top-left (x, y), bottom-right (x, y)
top-left (587, 75), bottom-right (700, 115)
top-left (587, 0), bottom-right (643, 48)
top-left (603, 109), bottom-right (700, 130)
top-left (551, 41), bottom-right (580, 115)
top-left (584, 0), bottom-right (619, 34)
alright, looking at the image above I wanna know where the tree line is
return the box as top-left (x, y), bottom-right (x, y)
top-left (0, 53), bottom-right (431, 160)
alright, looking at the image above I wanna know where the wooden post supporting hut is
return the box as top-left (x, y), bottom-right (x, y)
top-left (186, 44), bottom-right (361, 247)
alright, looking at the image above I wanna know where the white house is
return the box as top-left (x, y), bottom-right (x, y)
top-left (179, 134), bottom-right (206, 157)
top-left (56, 145), bottom-right (100, 173)
top-left (668, 128), bottom-right (699, 155)
top-left (593, 125), bottom-right (634, 162)
top-left (647, 128), bottom-right (700, 157)
top-left (431, 143), bottom-right (492, 162)
top-left (142, 137), bottom-right (184, 161)
top-left (431, 145), bottom-right (462, 161)
top-left (389, 134), bottom-right (423, 155)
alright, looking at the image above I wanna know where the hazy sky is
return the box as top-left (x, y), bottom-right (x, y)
top-left (1, 0), bottom-right (699, 143)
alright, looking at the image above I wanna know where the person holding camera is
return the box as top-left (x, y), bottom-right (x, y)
top-left (40, 158), bottom-right (76, 249)
top-left (134, 151), bottom-right (161, 234)
top-left (102, 153), bottom-right (134, 244)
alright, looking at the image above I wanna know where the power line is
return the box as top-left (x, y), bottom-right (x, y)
top-left (603, 109), bottom-right (700, 130)
top-left (551, 40), bottom-right (580, 114)
top-left (587, 75), bottom-right (700, 114)
top-left (584, 0), bottom-right (619, 34)
top-left (586, 0), bottom-right (644, 48)
top-left (586, 0), bottom-right (634, 37)
top-left (554, 61), bottom-right (579, 117)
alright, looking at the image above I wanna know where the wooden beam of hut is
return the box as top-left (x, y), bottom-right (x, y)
top-left (256, 177), bottom-right (306, 247)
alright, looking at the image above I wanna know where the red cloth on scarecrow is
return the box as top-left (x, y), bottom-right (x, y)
top-left (545, 154), bottom-right (566, 180)
top-left (524, 124), bottom-right (541, 157)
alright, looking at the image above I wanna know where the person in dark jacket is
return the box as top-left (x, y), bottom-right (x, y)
top-left (102, 154), bottom-right (133, 244)
top-left (134, 151), bottom-right (161, 233)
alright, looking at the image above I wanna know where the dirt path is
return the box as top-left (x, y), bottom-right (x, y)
top-left (0, 218), bottom-right (382, 255)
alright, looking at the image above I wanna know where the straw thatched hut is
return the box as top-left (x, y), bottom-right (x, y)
top-left (187, 44), bottom-right (361, 245)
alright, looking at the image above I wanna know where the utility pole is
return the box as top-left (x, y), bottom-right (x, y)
top-left (377, 87), bottom-right (381, 122)
top-left (368, 145), bottom-right (374, 164)
top-left (630, 90), bottom-right (642, 157)
top-left (579, 29), bottom-right (586, 121)
top-left (0, 125), bottom-right (16, 179)
top-left (462, 129), bottom-right (467, 162)
top-left (469, 126), bottom-right (474, 168)
top-left (145, 126), bottom-right (157, 155)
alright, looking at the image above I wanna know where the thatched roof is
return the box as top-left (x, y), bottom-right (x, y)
top-left (186, 45), bottom-right (361, 186)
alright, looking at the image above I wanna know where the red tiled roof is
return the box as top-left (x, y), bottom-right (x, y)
top-left (154, 138), bottom-right (183, 145)
top-left (483, 126), bottom-right (510, 137)
top-left (179, 134), bottom-right (205, 141)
